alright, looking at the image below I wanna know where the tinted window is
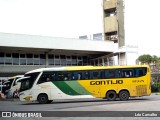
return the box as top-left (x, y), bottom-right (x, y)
top-left (37, 72), bottom-right (55, 84)
top-left (91, 70), bottom-right (104, 79)
top-left (20, 72), bottom-right (40, 92)
top-left (121, 69), bottom-right (133, 78)
top-left (105, 69), bottom-right (116, 78)
top-left (134, 67), bottom-right (147, 77)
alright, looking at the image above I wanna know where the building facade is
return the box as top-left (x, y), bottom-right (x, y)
top-left (0, 32), bottom-right (115, 77)
top-left (103, 0), bottom-right (125, 47)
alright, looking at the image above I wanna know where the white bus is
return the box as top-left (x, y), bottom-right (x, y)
top-left (3, 75), bottom-right (23, 98)
top-left (19, 65), bottom-right (151, 104)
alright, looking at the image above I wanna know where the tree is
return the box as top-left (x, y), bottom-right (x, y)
top-left (138, 54), bottom-right (152, 64)
top-left (155, 57), bottom-right (160, 70)
top-left (152, 55), bottom-right (158, 64)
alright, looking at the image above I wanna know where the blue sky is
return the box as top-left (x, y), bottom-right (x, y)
top-left (0, 0), bottom-right (160, 56)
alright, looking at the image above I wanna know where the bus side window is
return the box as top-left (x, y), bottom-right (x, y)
top-left (57, 72), bottom-right (64, 81)
top-left (109, 70), bottom-right (116, 78)
top-left (93, 71), bottom-right (99, 79)
top-left (37, 73), bottom-right (51, 84)
top-left (134, 68), bottom-right (138, 77)
top-left (101, 70), bottom-right (105, 79)
top-left (84, 71), bottom-right (89, 80)
top-left (70, 72), bottom-right (78, 80)
top-left (116, 69), bottom-right (122, 78)
top-left (105, 70), bottom-right (109, 78)
top-left (144, 67), bottom-right (147, 74)
top-left (78, 72), bottom-right (82, 80)
top-left (51, 73), bottom-right (56, 81)
top-left (135, 68), bottom-right (144, 77)
top-left (139, 68), bottom-right (146, 76)
top-left (97, 71), bottom-right (102, 79)
top-left (105, 69), bottom-right (116, 78)
top-left (89, 71), bottom-right (93, 79)
top-left (122, 69), bottom-right (133, 78)
top-left (80, 71), bottom-right (89, 80)
top-left (125, 71), bottom-right (130, 77)
top-left (93, 70), bottom-right (103, 79)
top-left (63, 72), bottom-right (70, 80)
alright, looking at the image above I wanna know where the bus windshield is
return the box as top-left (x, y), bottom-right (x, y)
top-left (4, 78), bottom-right (14, 90)
top-left (12, 76), bottom-right (23, 86)
top-left (20, 72), bottom-right (40, 92)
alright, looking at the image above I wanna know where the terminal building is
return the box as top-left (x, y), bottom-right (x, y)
top-left (0, 0), bottom-right (131, 79)
top-left (0, 32), bottom-right (116, 77)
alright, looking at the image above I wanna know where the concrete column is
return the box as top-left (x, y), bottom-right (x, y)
top-left (102, 58), bottom-right (104, 66)
top-left (45, 52), bottom-right (49, 66)
top-left (107, 57), bottom-right (109, 66)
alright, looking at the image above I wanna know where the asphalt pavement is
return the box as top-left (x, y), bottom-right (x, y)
top-left (0, 94), bottom-right (160, 119)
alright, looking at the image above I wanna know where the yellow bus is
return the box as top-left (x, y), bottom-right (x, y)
top-left (19, 65), bottom-right (151, 104)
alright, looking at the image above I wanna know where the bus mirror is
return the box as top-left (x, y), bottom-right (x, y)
top-left (15, 81), bottom-right (19, 85)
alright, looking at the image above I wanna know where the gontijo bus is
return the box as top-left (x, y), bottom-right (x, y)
top-left (19, 65), bottom-right (151, 104)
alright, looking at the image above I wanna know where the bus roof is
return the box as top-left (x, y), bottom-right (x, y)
top-left (3, 75), bottom-right (24, 84)
top-left (8, 75), bottom-right (24, 79)
top-left (25, 65), bottom-right (150, 74)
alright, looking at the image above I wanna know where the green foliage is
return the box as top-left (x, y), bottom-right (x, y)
top-left (151, 85), bottom-right (159, 92)
top-left (151, 81), bottom-right (160, 93)
top-left (138, 54), bottom-right (152, 64)
top-left (137, 54), bottom-right (160, 65)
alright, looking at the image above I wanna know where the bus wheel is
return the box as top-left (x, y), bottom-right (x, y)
top-left (106, 91), bottom-right (117, 101)
top-left (119, 90), bottom-right (129, 101)
top-left (37, 94), bottom-right (48, 104)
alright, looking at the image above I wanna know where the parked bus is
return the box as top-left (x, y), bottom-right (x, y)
top-left (19, 65), bottom-right (151, 104)
top-left (3, 75), bottom-right (23, 98)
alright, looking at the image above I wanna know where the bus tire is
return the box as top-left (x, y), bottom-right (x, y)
top-left (37, 93), bottom-right (48, 104)
top-left (47, 100), bottom-right (53, 104)
top-left (106, 91), bottom-right (117, 101)
top-left (119, 90), bottom-right (129, 101)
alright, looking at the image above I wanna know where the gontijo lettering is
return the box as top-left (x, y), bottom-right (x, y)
top-left (90, 80), bottom-right (123, 85)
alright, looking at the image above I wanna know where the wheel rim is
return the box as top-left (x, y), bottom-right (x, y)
top-left (109, 93), bottom-right (114, 99)
top-left (107, 91), bottom-right (116, 100)
top-left (121, 93), bottom-right (127, 99)
top-left (120, 91), bottom-right (129, 100)
top-left (41, 97), bottom-right (46, 102)
top-left (38, 94), bottom-right (48, 103)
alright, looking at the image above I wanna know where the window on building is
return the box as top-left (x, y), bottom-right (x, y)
top-left (60, 55), bottom-right (66, 66)
top-left (34, 54), bottom-right (40, 65)
top-left (40, 54), bottom-right (45, 65)
top-left (66, 61), bottom-right (72, 66)
top-left (20, 54), bottom-right (26, 65)
top-left (12, 53), bottom-right (19, 65)
top-left (27, 54), bottom-right (33, 65)
top-left (77, 61), bottom-right (83, 66)
top-left (5, 53), bottom-right (12, 65)
top-left (77, 56), bottom-right (83, 66)
top-left (83, 56), bottom-right (88, 66)
top-left (72, 56), bottom-right (77, 66)
top-left (48, 54), bottom-right (54, 65)
top-left (0, 52), bottom-right (4, 65)
top-left (55, 55), bottom-right (60, 66)
top-left (20, 59), bottom-right (27, 65)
